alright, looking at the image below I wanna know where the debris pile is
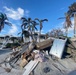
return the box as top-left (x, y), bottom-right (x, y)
top-left (0, 37), bottom-right (76, 75)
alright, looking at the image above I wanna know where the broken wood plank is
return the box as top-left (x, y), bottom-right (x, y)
top-left (23, 60), bottom-right (39, 75)
top-left (68, 39), bottom-right (76, 49)
top-left (36, 38), bottom-right (53, 50)
top-left (8, 43), bottom-right (35, 64)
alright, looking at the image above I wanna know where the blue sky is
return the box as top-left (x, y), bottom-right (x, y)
top-left (0, 0), bottom-right (76, 37)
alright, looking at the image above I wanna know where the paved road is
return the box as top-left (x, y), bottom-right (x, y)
top-left (0, 49), bottom-right (12, 55)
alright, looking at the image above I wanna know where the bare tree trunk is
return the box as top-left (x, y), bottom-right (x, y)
top-left (74, 13), bottom-right (76, 37)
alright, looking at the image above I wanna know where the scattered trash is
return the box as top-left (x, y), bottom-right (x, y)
top-left (34, 50), bottom-right (45, 62)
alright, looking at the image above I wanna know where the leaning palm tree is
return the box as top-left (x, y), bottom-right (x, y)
top-left (67, 2), bottom-right (76, 37)
top-left (35, 18), bottom-right (48, 42)
top-left (0, 12), bottom-right (12, 32)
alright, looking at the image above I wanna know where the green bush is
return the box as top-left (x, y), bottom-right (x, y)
top-left (6, 43), bottom-right (20, 48)
top-left (5, 43), bottom-right (12, 48)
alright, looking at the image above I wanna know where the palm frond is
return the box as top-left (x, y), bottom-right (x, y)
top-left (21, 23), bottom-right (28, 29)
top-left (3, 14), bottom-right (8, 20)
top-left (34, 18), bottom-right (40, 21)
top-left (21, 17), bottom-right (27, 22)
top-left (41, 19), bottom-right (48, 22)
top-left (32, 21), bottom-right (39, 26)
top-left (0, 13), bottom-right (4, 19)
top-left (4, 22), bottom-right (12, 26)
top-left (34, 27), bottom-right (38, 31)
top-left (58, 17), bottom-right (65, 20)
top-left (18, 32), bottom-right (21, 35)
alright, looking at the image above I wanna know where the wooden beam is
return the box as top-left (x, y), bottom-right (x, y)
top-left (23, 60), bottom-right (39, 75)
top-left (36, 38), bottom-right (53, 50)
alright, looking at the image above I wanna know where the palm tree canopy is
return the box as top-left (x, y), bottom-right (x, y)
top-left (41, 19), bottom-right (48, 22)
top-left (58, 13), bottom-right (72, 28)
top-left (21, 23), bottom-right (28, 29)
top-left (28, 18), bottom-right (32, 22)
top-left (0, 12), bottom-right (12, 32)
top-left (67, 2), bottom-right (76, 17)
top-left (35, 18), bottom-right (48, 30)
top-left (21, 17), bottom-right (27, 23)
top-left (65, 15), bottom-right (72, 27)
top-left (69, 2), bottom-right (76, 12)
top-left (32, 21), bottom-right (39, 31)
top-left (21, 17), bottom-right (33, 30)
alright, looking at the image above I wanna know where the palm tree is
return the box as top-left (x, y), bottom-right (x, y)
top-left (31, 21), bottom-right (38, 32)
top-left (0, 12), bottom-right (12, 32)
top-left (21, 17), bottom-right (38, 42)
top-left (58, 13), bottom-right (72, 36)
top-left (67, 2), bottom-right (76, 37)
top-left (35, 18), bottom-right (48, 42)
top-left (26, 21), bottom-right (38, 41)
top-left (21, 17), bottom-right (32, 42)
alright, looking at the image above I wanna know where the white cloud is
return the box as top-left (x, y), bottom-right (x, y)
top-left (25, 10), bottom-right (30, 17)
top-left (8, 24), bottom-right (18, 35)
top-left (3, 6), bottom-right (30, 20)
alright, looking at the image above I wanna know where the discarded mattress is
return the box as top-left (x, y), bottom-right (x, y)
top-left (49, 38), bottom-right (67, 58)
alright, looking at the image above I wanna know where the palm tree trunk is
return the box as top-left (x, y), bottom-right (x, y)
top-left (65, 27), bottom-right (68, 37)
top-left (29, 31), bottom-right (32, 42)
top-left (33, 31), bottom-right (36, 42)
top-left (23, 36), bottom-right (26, 43)
top-left (38, 30), bottom-right (41, 42)
top-left (74, 13), bottom-right (76, 37)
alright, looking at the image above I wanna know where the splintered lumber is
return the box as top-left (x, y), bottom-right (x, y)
top-left (8, 43), bottom-right (35, 64)
top-left (36, 38), bottom-right (53, 50)
top-left (68, 39), bottom-right (76, 49)
top-left (23, 60), bottom-right (39, 75)
top-left (20, 58), bottom-right (28, 69)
